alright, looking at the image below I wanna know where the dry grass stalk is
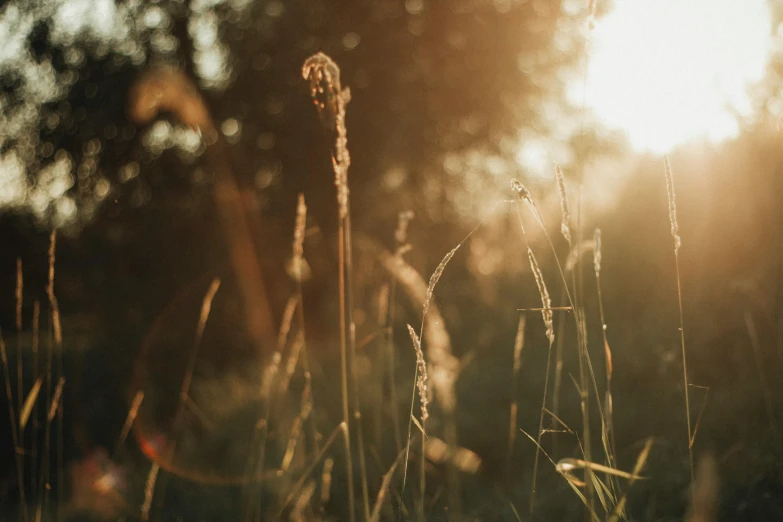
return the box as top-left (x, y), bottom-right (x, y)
top-left (555, 457), bottom-right (644, 481)
top-left (664, 156), bottom-right (681, 252)
top-left (407, 324), bottom-right (428, 521)
top-left (510, 178), bottom-right (534, 205)
top-left (663, 156), bottom-right (693, 478)
top-left (141, 463), bottom-right (160, 520)
top-left (506, 315), bottom-right (526, 482)
top-left (358, 234), bottom-right (462, 518)
top-left (593, 228), bottom-right (616, 471)
top-left (242, 350), bottom-right (283, 521)
top-left (302, 53), bottom-right (351, 219)
top-left (280, 422), bottom-right (347, 514)
top-left (16, 258), bottom-right (23, 448)
top-left (606, 439), bottom-right (654, 522)
top-left (382, 212), bottom-right (415, 456)
top-left (20, 378), bottom-right (41, 431)
top-left (280, 384), bottom-right (312, 473)
top-left (260, 352), bottom-right (282, 402)
top-left (156, 279), bottom-right (220, 514)
top-left (406, 326), bottom-right (429, 425)
top-left (424, 245), bottom-right (460, 321)
top-left (30, 300), bottom-right (39, 503)
top-left (47, 231), bottom-right (61, 347)
top-left (292, 194), bottom-right (307, 280)
top-left (392, 231), bottom-right (467, 518)
top-left (15, 258), bottom-right (22, 331)
top-left (593, 229), bottom-right (602, 275)
top-left (303, 52), bottom-right (368, 522)
top-left (46, 230), bottom-right (65, 518)
top-left (277, 295), bottom-right (300, 354)
top-left (320, 458), bottom-right (334, 507)
top-left (278, 330), bottom-right (305, 397)
top-left (527, 248), bottom-right (554, 345)
top-left (555, 165), bottom-right (571, 243)
top-left (116, 390), bottom-right (144, 455)
top-left (511, 178), bottom-right (600, 516)
top-left (46, 377), bottom-right (65, 424)
top-left (369, 449), bottom-right (407, 522)
top-left (365, 238), bottom-right (458, 412)
top-left (290, 193), bottom-right (317, 456)
top-left (0, 332), bottom-right (26, 519)
top-left (290, 480), bottom-right (316, 522)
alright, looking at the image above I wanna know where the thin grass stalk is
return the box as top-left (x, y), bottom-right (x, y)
top-left (369, 448), bottom-right (407, 522)
top-left (400, 241), bottom-right (460, 520)
top-left (242, 351), bottom-right (281, 522)
top-left (292, 194), bottom-right (318, 457)
top-left (387, 212), bottom-right (413, 455)
top-left (575, 185), bottom-right (595, 518)
top-left (279, 422), bottom-right (347, 515)
top-left (37, 324), bottom-right (53, 522)
top-left (30, 301), bottom-right (39, 503)
top-left (345, 212), bottom-right (372, 522)
top-left (16, 258), bottom-right (24, 492)
top-left (511, 198), bottom-right (562, 514)
top-left (575, 13), bottom-right (598, 515)
top-left (385, 278), bottom-right (402, 453)
top-left (356, 232), bottom-right (463, 520)
top-left (320, 457), bottom-right (334, 513)
top-left (395, 210), bottom-right (491, 519)
top-left (512, 180), bottom-right (601, 515)
top-left (115, 391), bottom-right (144, 456)
top-left (337, 222), bottom-right (357, 522)
top-left (20, 379), bottom-right (41, 431)
top-left (593, 229), bottom-right (618, 485)
top-left (550, 285), bottom-right (568, 454)
top-left (141, 463), bottom-right (160, 521)
top-left (303, 52), bottom-right (368, 522)
top-left (407, 326), bottom-right (428, 521)
top-left (531, 327), bottom-right (555, 512)
top-left (1, 332), bottom-right (27, 522)
top-left (510, 200), bottom-right (547, 514)
top-left (156, 278), bottom-right (221, 514)
top-left (664, 156), bottom-right (693, 479)
top-left (505, 315), bottom-right (526, 483)
top-left (46, 231), bottom-right (64, 521)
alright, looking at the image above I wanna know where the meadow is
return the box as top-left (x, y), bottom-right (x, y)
top-left (1, 3), bottom-right (782, 521)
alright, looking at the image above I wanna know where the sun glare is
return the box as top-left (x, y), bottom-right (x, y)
top-left (584, 0), bottom-right (771, 153)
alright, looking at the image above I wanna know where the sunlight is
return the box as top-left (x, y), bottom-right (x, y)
top-left (584, 0), bottom-right (771, 153)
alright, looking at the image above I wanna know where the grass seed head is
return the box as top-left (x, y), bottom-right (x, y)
top-left (510, 178), bottom-right (533, 205)
top-left (664, 156), bottom-right (681, 252)
top-left (407, 325), bottom-right (429, 424)
top-left (527, 248), bottom-right (554, 345)
top-left (555, 165), bottom-right (571, 244)
top-left (593, 228), bottom-right (602, 275)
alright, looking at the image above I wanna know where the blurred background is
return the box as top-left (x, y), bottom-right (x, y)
top-left (0, 0), bottom-right (782, 520)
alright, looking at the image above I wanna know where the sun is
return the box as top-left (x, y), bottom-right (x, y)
top-left (583, 0), bottom-right (771, 153)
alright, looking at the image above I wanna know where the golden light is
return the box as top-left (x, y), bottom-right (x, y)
top-left (584, 0), bottom-right (771, 153)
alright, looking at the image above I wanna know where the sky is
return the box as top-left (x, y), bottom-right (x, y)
top-left (582, 0), bottom-right (771, 153)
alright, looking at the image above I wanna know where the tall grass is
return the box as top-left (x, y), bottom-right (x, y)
top-left (303, 51), bottom-right (368, 522)
top-left (664, 156), bottom-right (693, 479)
top-left (0, 44), bottom-right (716, 522)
